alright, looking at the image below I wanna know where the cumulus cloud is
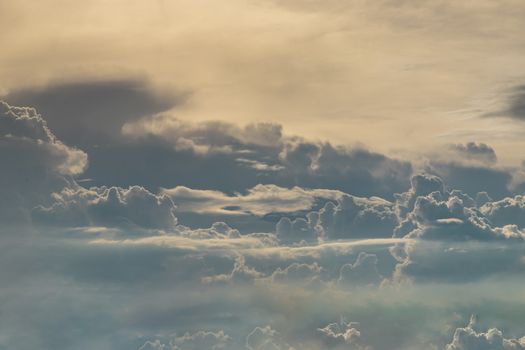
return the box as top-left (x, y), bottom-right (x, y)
top-left (416, 141), bottom-right (518, 200)
top-left (269, 262), bottom-right (323, 287)
top-left (32, 185), bottom-right (177, 231)
top-left (447, 315), bottom-right (525, 350)
top-left (246, 326), bottom-right (291, 350)
top-left (393, 173), bottom-right (522, 242)
top-left (481, 195), bottom-right (525, 229)
top-left (426, 161), bottom-right (513, 199)
top-left (73, 106), bottom-right (414, 198)
top-left (338, 252), bottom-right (383, 287)
top-left (318, 320), bottom-right (371, 350)
top-left (202, 255), bottom-right (264, 285)
top-left (276, 193), bottom-right (398, 243)
top-left (5, 98), bottom-right (525, 350)
top-left (278, 140), bottom-right (412, 198)
top-left (388, 174), bottom-right (525, 282)
top-left (275, 214), bottom-right (321, 245)
top-left (65, 106), bottom-right (416, 199)
top-left (0, 101), bottom-right (87, 222)
top-left (407, 193), bottom-right (523, 242)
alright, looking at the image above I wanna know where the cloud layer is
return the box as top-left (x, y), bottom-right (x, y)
top-left (1, 100), bottom-right (525, 350)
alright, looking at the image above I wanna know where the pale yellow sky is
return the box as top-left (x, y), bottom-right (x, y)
top-left (2, 0), bottom-right (525, 164)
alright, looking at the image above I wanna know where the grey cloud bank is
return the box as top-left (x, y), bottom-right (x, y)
top-left (2, 101), bottom-right (525, 350)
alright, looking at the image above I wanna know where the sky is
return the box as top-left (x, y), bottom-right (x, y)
top-left (2, 1), bottom-right (525, 349)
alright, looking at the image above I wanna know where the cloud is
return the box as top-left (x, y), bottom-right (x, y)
top-left (0, 101), bottom-right (87, 222)
top-left (32, 185), bottom-right (177, 231)
top-left (202, 255), bottom-right (264, 285)
top-left (88, 106), bottom-right (413, 199)
top-left (391, 239), bottom-right (525, 283)
top-left (480, 195), bottom-right (525, 229)
top-left (122, 113), bottom-right (283, 154)
top-left (318, 320), bottom-right (371, 350)
top-left (399, 184), bottom-right (523, 242)
top-left (139, 340), bottom-right (167, 350)
top-left (338, 252), bottom-right (383, 287)
top-left (505, 85), bottom-right (525, 121)
top-left (139, 330), bottom-right (232, 350)
top-left (447, 315), bottom-right (525, 350)
top-left (278, 140), bottom-right (412, 199)
top-left (416, 142), bottom-right (519, 200)
top-left (389, 174), bottom-right (525, 282)
top-left (246, 326), bottom-right (291, 350)
top-left (449, 142), bottom-right (497, 164)
top-left (275, 215), bottom-right (320, 245)
top-left (486, 84), bottom-right (525, 122)
top-left (318, 195), bottom-right (398, 240)
top-left (6, 98), bottom-right (525, 350)
top-left (76, 113), bottom-right (416, 200)
top-left (269, 262), bottom-right (323, 287)
top-left (276, 193), bottom-right (398, 243)
top-left (162, 184), bottom-right (343, 216)
top-left (426, 161), bottom-right (512, 199)
top-left (3, 79), bottom-right (185, 147)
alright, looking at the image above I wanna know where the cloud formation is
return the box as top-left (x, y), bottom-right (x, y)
top-left (162, 184), bottom-right (342, 216)
top-left (2, 100), bottom-right (525, 350)
top-left (33, 185), bottom-right (177, 231)
top-left (0, 101), bottom-right (87, 222)
top-left (447, 316), bottom-right (525, 350)
top-left (3, 79), bottom-right (185, 147)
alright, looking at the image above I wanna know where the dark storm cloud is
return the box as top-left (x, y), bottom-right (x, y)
top-left (3, 79), bottom-right (186, 147)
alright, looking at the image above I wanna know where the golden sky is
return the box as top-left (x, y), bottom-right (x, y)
top-left (2, 0), bottom-right (525, 163)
